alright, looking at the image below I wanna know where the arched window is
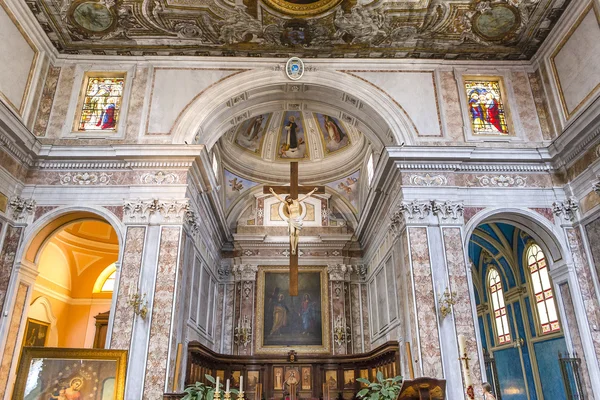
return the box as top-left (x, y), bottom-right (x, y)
top-left (526, 244), bottom-right (560, 334)
top-left (212, 153), bottom-right (219, 182)
top-left (488, 268), bottom-right (511, 344)
top-left (367, 153), bottom-right (374, 186)
top-left (101, 271), bottom-right (116, 292)
top-left (93, 263), bottom-right (117, 293)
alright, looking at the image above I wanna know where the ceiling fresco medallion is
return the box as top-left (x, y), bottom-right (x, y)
top-left (69, 1), bottom-right (115, 34)
top-left (263, 0), bottom-right (343, 17)
top-left (473, 4), bottom-right (520, 40)
top-left (286, 57), bottom-right (305, 80)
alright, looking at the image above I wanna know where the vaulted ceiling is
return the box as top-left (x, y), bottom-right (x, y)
top-left (27, 0), bottom-right (570, 59)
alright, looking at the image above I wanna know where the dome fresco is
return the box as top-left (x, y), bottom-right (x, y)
top-left (232, 111), bottom-right (354, 161)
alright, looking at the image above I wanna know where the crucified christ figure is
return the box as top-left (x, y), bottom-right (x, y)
top-left (269, 187), bottom-right (319, 255)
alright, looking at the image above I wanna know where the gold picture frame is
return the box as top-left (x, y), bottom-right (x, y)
top-left (254, 266), bottom-right (330, 354)
top-left (13, 347), bottom-right (127, 399)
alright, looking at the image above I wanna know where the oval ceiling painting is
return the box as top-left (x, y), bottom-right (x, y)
top-left (263, 0), bottom-right (343, 17)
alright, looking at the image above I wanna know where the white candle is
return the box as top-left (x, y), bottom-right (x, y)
top-left (240, 375), bottom-right (243, 392)
top-left (226, 379), bottom-right (230, 393)
top-left (458, 334), bottom-right (467, 356)
top-left (216, 377), bottom-right (220, 393)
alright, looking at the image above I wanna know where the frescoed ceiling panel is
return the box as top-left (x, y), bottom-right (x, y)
top-left (25, 0), bottom-right (571, 59)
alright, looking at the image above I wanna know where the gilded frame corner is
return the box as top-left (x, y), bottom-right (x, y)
top-left (254, 265), bottom-right (330, 354)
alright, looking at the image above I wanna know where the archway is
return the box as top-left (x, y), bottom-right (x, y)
top-left (464, 209), bottom-right (584, 400)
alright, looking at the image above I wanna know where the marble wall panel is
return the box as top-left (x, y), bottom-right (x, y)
top-left (239, 280), bottom-right (255, 356)
top-left (33, 205), bottom-right (59, 222)
top-left (408, 227), bottom-right (443, 378)
top-left (0, 282), bottom-right (28, 395)
top-left (33, 66), bottom-right (60, 137)
top-left (222, 284), bottom-right (235, 354)
top-left (360, 284), bottom-right (371, 352)
top-left (144, 226), bottom-right (181, 400)
top-left (214, 284), bottom-right (225, 352)
top-left (585, 216), bottom-right (600, 280)
top-left (402, 232), bottom-right (420, 377)
top-left (233, 281), bottom-right (241, 354)
top-left (168, 233), bottom-right (188, 390)
top-left (110, 226), bottom-right (146, 349)
top-left (539, 62), bottom-right (561, 134)
top-left (443, 228), bottom-right (483, 399)
top-left (0, 225), bottom-right (23, 315)
top-left (350, 284), bottom-right (362, 354)
top-left (559, 283), bottom-right (593, 400)
top-left (344, 282), bottom-right (352, 354)
top-left (0, 147), bottom-right (27, 181)
top-left (528, 71), bottom-right (554, 140)
top-left (125, 67), bottom-right (149, 140)
top-left (531, 207), bottom-right (555, 224)
top-left (566, 228), bottom-right (600, 363)
top-left (331, 281), bottom-right (346, 354)
top-left (511, 71), bottom-right (543, 142)
top-left (439, 71), bottom-right (464, 141)
top-left (46, 65), bottom-right (76, 138)
top-left (464, 208), bottom-right (485, 224)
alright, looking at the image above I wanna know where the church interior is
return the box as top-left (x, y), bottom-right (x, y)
top-left (1, 0), bottom-right (600, 399)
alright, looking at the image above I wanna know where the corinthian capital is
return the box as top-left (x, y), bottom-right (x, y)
top-left (327, 264), bottom-right (352, 281)
top-left (232, 264), bottom-right (259, 281)
top-left (552, 198), bottom-right (579, 222)
top-left (432, 200), bottom-right (464, 220)
top-left (9, 196), bottom-right (36, 221)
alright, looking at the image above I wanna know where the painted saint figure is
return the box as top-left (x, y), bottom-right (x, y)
top-left (324, 115), bottom-right (345, 143)
top-left (299, 293), bottom-right (316, 334)
top-left (270, 293), bottom-right (288, 335)
top-left (485, 92), bottom-right (504, 133)
top-left (246, 115), bottom-right (265, 141)
top-left (269, 187), bottom-right (319, 255)
top-left (284, 115), bottom-right (298, 150)
top-left (469, 91), bottom-right (485, 131)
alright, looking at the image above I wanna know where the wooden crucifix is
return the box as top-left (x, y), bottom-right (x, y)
top-left (264, 162), bottom-right (325, 296)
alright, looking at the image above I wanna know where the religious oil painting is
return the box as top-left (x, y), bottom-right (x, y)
top-left (23, 318), bottom-right (49, 347)
top-left (359, 369), bottom-right (368, 387)
top-left (325, 370), bottom-right (337, 389)
top-left (76, 75), bottom-right (124, 132)
top-left (231, 370), bottom-right (241, 388)
top-left (12, 347), bottom-right (127, 400)
top-left (255, 266), bottom-right (330, 354)
top-left (235, 113), bottom-right (272, 154)
top-left (325, 171), bottom-right (360, 211)
top-left (278, 111), bottom-right (308, 160)
top-left (224, 169), bottom-right (260, 209)
top-left (274, 367), bottom-right (284, 390)
top-left (301, 367), bottom-right (311, 390)
top-left (247, 371), bottom-right (260, 392)
top-left (464, 79), bottom-right (510, 135)
top-left (343, 370), bottom-right (355, 389)
top-left (285, 368), bottom-right (300, 389)
top-left (313, 113), bottom-right (350, 155)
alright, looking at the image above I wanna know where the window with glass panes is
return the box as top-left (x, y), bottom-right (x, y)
top-left (488, 268), bottom-right (511, 344)
top-left (526, 244), bottom-right (560, 334)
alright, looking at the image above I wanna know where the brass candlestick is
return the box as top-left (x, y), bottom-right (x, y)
top-left (214, 390), bottom-right (222, 400)
top-left (237, 390), bottom-right (245, 400)
top-left (224, 391), bottom-right (231, 400)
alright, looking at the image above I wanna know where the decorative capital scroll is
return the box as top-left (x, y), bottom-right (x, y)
top-left (401, 200), bottom-right (433, 219)
top-left (432, 200), bottom-right (464, 220)
top-left (9, 196), bottom-right (36, 221)
top-left (552, 198), bottom-right (579, 222)
top-left (217, 263), bottom-right (231, 279)
top-left (123, 198), bottom-right (190, 223)
top-left (355, 264), bottom-right (368, 280)
top-left (409, 174), bottom-right (448, 187)
top-left (327, 264), bottom-right (353, 281)
top-left (184, 209), bottom-right (200, 235)
top-left (232, 264), bottom-right (258, 281)
top-left (474, 175), bottom-right (527, 187)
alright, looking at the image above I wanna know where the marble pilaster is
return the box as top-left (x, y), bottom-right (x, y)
top-left (0, 225), bottom-right (23, 316)
top-left (0, 283), bottom-right (28, 396)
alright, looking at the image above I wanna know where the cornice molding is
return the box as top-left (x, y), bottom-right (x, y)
top-left (35, 160), bottom-right (195, 170)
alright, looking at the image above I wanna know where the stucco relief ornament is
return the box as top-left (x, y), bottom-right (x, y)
top-left (409, 174), bottom-right (448, 186)
top-left (9, 196), bottom-right (36, 221)
top-left (432, 201), bottom-right (464, 220)
top-left (286, 57), bottom-right (305, 81)
top-left (552, 198), bottom-right (579, 222)
top-left (232, 264), bottom-right (259, 281)
top-left (156, 199), bottom-right (190, 222)
top-left (123, 199), bottom-right (158, 221)
top-left (593, 181), bottom-right (600, 195)
top-left (475, 175), bottom-right (527, 187)
top-left (327, 264), bottom-right (352, 281)
top-left (140, 171), bottom-right (179, 185)
top-left (59, 172), bottom-right (112, 185)
top-left (217, 264), bottom-right (231, 279)
top-left (185, 209), bottom-right (200, 235)
top-left (400, 200), bottom-right (433, 219)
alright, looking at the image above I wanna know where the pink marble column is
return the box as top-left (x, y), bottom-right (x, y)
top-left (350, 283), bottom-right (362, 354)
top-left (360, 284), bottom-right (371, 352)
top-left (566, 228), bottom-right (600, 362)
top-left (237, 280), bottom-right (255, 355)
top-left (0, 283), bottom-right (29, 395)
top-left (214, 284), bottom-right (225, 352)
top-left (442, 227), bottom-right (483, 399)
top-left (143, 226), bottom-right (182, 400)
top-left (559, 283), bottom-right (593, 399)
top-left (331, 280), bottom-right (346, 354)
top-left (0, 225), bottom-right (23, 315)
top-left (110, 226), bottom-right (146, 349)
top-left (407, 227), bottom-right (443, 378)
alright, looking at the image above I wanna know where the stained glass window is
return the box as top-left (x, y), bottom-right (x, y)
top-left (367, 153), bottom-right (374, 185)
top-left (527, 244), bottom-right (561, 334)
top-left (464, 79), bottom-right (509, 135)
top-left (78, 76), bottom-right (124, 131)
top-left (488, 268), bottom-right (511, 344)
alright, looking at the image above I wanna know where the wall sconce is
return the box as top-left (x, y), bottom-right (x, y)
top-left (438, 288), bottom-right (457, 318)
top-left (333, 315), bottom-right (351, 347)
top-left (127, 286), bottom-right (148, 320)
top-left (513, 337), bottom-right (525, 348)
top-left (234, 315), bottom-right (252, 348)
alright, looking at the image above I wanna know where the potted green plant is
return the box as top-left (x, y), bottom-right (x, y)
top-left (183, 375), bottom-right (239, 400)
top-left (356, 372), bottom-right (403, 400)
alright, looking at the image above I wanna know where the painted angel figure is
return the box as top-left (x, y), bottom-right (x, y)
top-left (269, 187), bottom-right (319, 255)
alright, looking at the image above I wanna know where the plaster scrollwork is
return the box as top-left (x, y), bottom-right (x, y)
top-left (218, 264), bottom-right (231, 279)
top-left (389, 207), bottom-right (405, 238)
top-left (552, 198), bottom-right (579, 222)
top-left (232, 264), bottom-right (259, 281)
top-left (400, 200), bottom-right (433, 220)
top-left (9, 196), bottom-right (36, 221)
top-left (432, 201), bottom-right (464, 220)
top-left (59, 172), bottom-right (112, 185)
top-left (355, 264), bottom-right (368, 280)
top-left (593, 181), bottom-right (600, 195)
top-left (140, 171), bottom-right (179, 185)
top-left (184, 209), bottom-right (200, 235)
top-left (327, 264), bottom-right (353, 281)
top-left (409, 174), bottom-right (448, 187)
top-left (475, 175), bottom-right (527, 187)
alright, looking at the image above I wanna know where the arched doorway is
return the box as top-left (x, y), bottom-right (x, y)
top-left (466, 217), bottom-right (584, 400)
top-left (23, 218), bottom-right (120, 349)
